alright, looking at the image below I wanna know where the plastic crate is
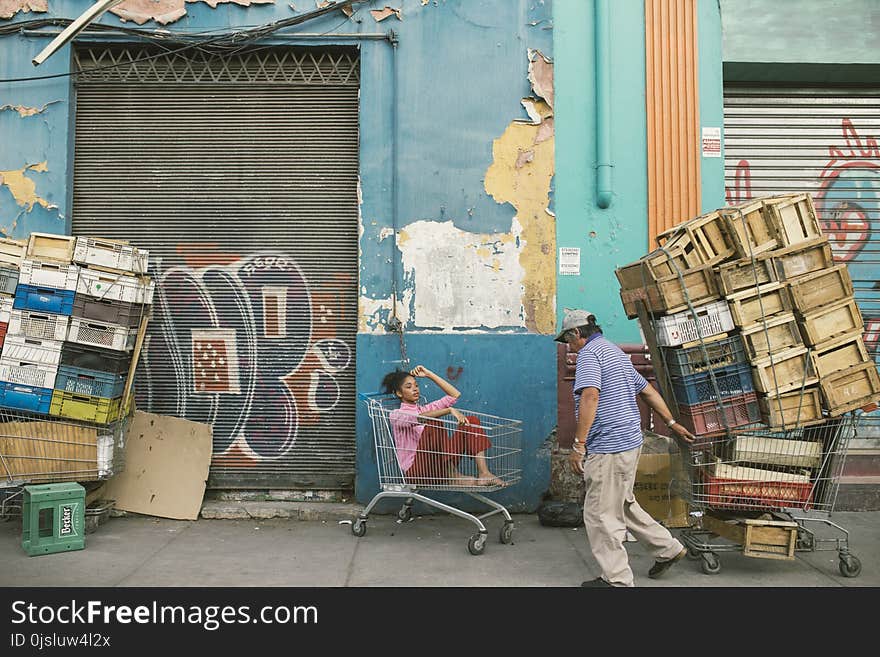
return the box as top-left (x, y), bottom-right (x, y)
top-left (0, 381), bottom-right (53, 414)
top-left (60, 342), bottom-right (132, 376)
top-left (73, 237), bottom-right (148, 274)
top-left (14, 285), bottom-right (75, 316)
top-left (19, 259), bottom-right (80, 291)
top-left (8, 309), bottom-right (69, 342)
top-left (77, 269), bottom-right (154, 305)
top-left (1, 335), bottom-right (63, 367)
top-left (72, 294), bottom-right (146, 329)
top-left (0, 322), bottom-right (7, 351)
top-left (0, 266), bottom-right (18, 296)
top-left (49, 390), bottom-right (122, 425)
top-left (701, 472), bottom-right (813, 510)
top-left (0, 296), bottom-right (12, 324)
top-left (670, 362), bottom-right (754, 406)
top-left (55, 365), bottom-right (126, 399)
top-left (662, 334), bottom-right (747, 377)
top-left (654, 300), bottom-right (734, 347)
top-left (67, 317), bottom-right (137, 352)
top-left (677, 392), bottom-right (760, 437)
top-left (0, 358), bottom-right (58, 389)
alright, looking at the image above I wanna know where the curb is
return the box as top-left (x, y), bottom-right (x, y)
top-left (199, 500), bottom-right (364, 521)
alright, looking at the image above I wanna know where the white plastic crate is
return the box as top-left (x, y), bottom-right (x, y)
top-left (67, 317), bottom-right (138, 352)
top-left (8, 309), bottom-right (69, 342)
top-left (73, 237), bottom-right (149, 274)
top-left (19, 259), bottom-right (80, 291)
top-left (653, 300), bottom-right (735, 347)
top-left (77, 268), bottom-right (154, 305)
top-left (0, 334), bottom-right (63, 366)
top-left (0, 297), bottom-right (12, 324)
top-left (0, 358), bottom-right (58, 389)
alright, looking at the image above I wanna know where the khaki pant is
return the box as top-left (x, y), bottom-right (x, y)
top-left (582, 446), bottom-right (683, 587)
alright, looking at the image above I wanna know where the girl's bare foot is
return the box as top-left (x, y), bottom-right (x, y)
top-left (476, 474), bottom-right (506, 487)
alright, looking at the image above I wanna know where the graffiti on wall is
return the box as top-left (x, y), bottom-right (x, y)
top-left (137, 249), bottom-right (351, 462)
top-left (724, 118), bottom-right (880, 364)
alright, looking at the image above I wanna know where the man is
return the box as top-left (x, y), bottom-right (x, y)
top-left (556, 308), bottom-right (695, 587)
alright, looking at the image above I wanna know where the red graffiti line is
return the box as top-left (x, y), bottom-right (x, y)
top-left (863, 319), bottom-right (880, 358)
top-left (446, 366), bottom-right (463, 381)
top-left (725, 159), bottom-right (753, 206)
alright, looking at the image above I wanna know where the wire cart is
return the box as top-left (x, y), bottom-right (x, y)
top-left (353, 392), bottom-right (523, 555)
top-left (0, 406), bottom-right (129, 519)
top-left (618, 195), bottom-right (878, 579)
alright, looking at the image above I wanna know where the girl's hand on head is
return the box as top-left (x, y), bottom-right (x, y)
top-left (410, 365), bottom-right (430, 378)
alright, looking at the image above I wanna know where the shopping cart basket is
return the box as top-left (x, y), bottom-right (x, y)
top-left (353, 392), bottom-right (523, 555)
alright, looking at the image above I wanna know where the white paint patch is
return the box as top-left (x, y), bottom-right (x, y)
top-left (398, 220), bottom-right (525, 330)
top-left (359, 290), bottom-right (414, 333)
top-left (378, 227), bottom-right (394, 241)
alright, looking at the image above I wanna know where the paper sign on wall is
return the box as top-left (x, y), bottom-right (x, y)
top-left (559, 247), bottom-right (580, 276)
top-left (702, 127), bottom-right (721, 158)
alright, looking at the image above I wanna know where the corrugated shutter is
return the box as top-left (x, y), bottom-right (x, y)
top-left (724, 86), bottom-right (880, 435)
top-left (71, 46), bottom-right (360, 489)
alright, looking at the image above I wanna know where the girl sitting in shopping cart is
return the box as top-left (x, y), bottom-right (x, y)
top-left (382, 365), bottom-right (505, 488)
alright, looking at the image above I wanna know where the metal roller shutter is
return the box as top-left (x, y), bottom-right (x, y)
top-left (724, 86), bottom-right (880, 435)
top-left (71, 46), bottom-right (360, 489)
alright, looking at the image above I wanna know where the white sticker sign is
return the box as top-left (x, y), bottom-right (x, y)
top-left (702, 127), bottom-right (721, 158)
top-left (559, 247), bottom-right (580, 276)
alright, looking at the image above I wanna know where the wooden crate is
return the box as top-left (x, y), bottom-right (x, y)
top-left (769, 237), bottom-right (833, 281)
top-left (716, 256), bottom-right (777, 296)
top-left (798, 298), bottom-right (863, 346)
top-left (0, 421), bottom-right (99, 483)
top-left (659, 211), bottom-right (736, 266)
top-left (740, 312), bottom-right (803, 360)
top-left (0, 237), bottom-right (27, 268)
top-left (730, 434), bottom-right (823, 468)
top-left (820, 362), bottom-right (880, 416)
top-left (758, 387), bottom-right (825, 429)
top-left (787, 265), bottom-right (854, 313)
top-left (720, 199), bottom-right (779, 258)
top-left (726, 281), bottom-right (792, 326)
top-left (702, 515), bottom-right (798, 561)
top-left (751, 346), bottom-right (818, 395)
top-left (26, 233), bottom-right (76, 264)
top-left (765, 193), bottom-right (823, 247)
top-left (811, 330), bottom-right (871, 379)
top-left (615, 242), bottom-right (700, 292)
top-left (619, 264), bottom-right (718, 319)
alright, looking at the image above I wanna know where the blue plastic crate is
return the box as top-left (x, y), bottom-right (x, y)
top-left (14, 285), bottom-right (75, 316)
top-left (0, 381), bottom-right (53, 414)
top-left (670, 362), bottom-right (755, 406)
top-left (55, 365), bottom-right (126, 399)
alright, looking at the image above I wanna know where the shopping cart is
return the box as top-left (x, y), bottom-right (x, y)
top-left (0, 406), bottom-right (129, 519)
top-left (353, 392), bottom-right (523, 555)
top-left (672, 410), bottom-right (863, 577)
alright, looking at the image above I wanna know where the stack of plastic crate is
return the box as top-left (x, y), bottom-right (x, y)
top-left (52, 237), bottom-right (152, 425)
top-left (0, 237), bottom-right (27, 355)
top-left (0, 234), bottom-right (79, 415)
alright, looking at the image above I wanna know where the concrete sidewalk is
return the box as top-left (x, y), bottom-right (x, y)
top-left (1, 505), bottom-right (878, 587)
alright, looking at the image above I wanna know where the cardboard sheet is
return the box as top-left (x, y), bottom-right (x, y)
top-left (104, 411), bottom-right (212, 520)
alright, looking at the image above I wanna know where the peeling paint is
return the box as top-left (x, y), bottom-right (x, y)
top-left (0, 0), bottom-right (46, 20)
top-left (359, 289), bottom-right (414, 333)
top-left (397, 219), bottom-right (526, 330)
top-left (370, 6), bottom-right (402, 22)
top-left (527, 49), bottom-right (554, 109)
top-left (0, 162), bottom-right (56, 213)
top-left (515, 149), bottom-right (535, 169)
top-left (378, 227), bottom-right (394, 241)
top-left (111, 0), bottom-right (274, 26)
top-left (0, 101), bottom-right (61, 118)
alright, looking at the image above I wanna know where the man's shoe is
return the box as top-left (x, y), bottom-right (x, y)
top-left (648, 548), bottom-right (687, 579)
top-left (581, 577), bottom-right (612, 588)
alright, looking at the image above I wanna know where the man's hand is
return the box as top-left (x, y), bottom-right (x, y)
top-left (670, 422), bottom-right (696, 444)
top-left (569, 445), bottom-right (585, 475)
top-left (450, 409), bottom-right (470, 425)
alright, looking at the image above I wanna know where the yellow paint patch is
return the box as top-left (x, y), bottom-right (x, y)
top-left (484, 120), bottom-right (555, 333)
top-left (0, 162), bottom-right (56, 212)
top-left (396, 229), bottom-right (410, 246)
top-left (475, 246), bottom-right (491, 259)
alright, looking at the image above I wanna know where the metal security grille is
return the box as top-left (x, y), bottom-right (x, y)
top-left (72, 45), bottom-right (360, 489)
top-left (724, 87), bottom-right (880, 436)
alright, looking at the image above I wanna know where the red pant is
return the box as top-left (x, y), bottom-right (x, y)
top-left (405, 416), bottom-right (491, 483)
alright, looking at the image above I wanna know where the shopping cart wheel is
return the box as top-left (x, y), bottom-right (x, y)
top-left (700, 553), bottom-right (721, 575)
top-left (499, 522), bottom-right (514, 544)
top-left (838, 554), bottom-right (861, 578)
top-left (351, 519), bottom-right (367, 537)
top-left (397, 506), bottom-right (413, 522)
top-left (467, 533), bottom-right (487, 556)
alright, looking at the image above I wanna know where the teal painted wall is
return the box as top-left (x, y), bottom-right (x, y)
top-left (698, 0), bottom-right (725, 212)
top-left (554, 0), bottom-right (647, 344)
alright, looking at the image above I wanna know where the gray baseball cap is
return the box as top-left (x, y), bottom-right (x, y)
top-left (554, 308), bottom-right (596, 342)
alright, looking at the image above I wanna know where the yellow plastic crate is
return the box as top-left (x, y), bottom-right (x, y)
top-left (49, 390), bottom-right (121, 425)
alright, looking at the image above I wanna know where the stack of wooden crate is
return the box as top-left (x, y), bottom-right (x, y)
top-left (0, 232), bottom-right (152, 426)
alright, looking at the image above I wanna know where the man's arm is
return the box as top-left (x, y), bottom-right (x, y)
top-left (638, 384), bottom-right (695, 443)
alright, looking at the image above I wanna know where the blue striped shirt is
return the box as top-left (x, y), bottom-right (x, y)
top-left (573, 335), bottom-right (648, 454)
